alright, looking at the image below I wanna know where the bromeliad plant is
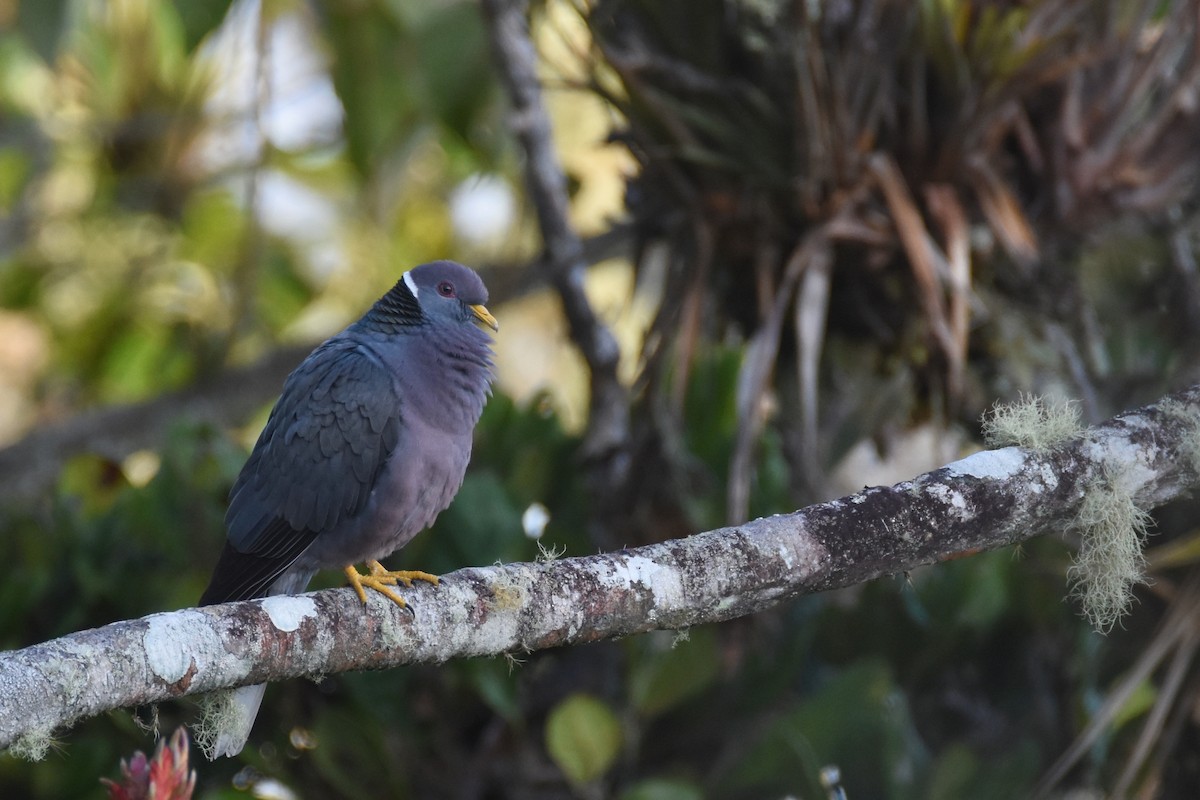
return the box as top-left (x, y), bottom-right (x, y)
top-left (102, 727), bottom-right (196, 800)
top-left (574, 0), bottom-right (1200, 519)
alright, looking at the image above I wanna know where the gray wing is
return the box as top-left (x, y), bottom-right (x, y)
top-left (199, 338), bottom-right (401, 604)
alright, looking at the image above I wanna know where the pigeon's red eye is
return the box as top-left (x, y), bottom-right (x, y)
top-left (437, 281), bottom-right (455, 297)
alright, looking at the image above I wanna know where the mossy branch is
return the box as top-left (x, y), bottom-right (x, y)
top-left (3, 384), bottom-right (1200, 755)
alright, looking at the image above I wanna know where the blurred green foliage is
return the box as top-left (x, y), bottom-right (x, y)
top-left (546, 693), bottom-right (624, 786)
top-left (0, 0), bottom-right (513, 411)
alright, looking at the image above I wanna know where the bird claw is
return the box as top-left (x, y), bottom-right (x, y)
top-left (344, 561), bottom-right (440, 608)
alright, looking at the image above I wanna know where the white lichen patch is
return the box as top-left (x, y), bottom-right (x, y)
top-left (945, 447), bottom-right (1026, 481)
top-left (924, 482), bottom-right (968, 513)
top-left (260, 595), bottom-right (317, 632)
top-left (143, 610), bottom-right (220, 683)
top-left (1035, 463), bottom-right (1060, 493)
top-left (607, 555), bottom-right (659, 587)
top-left (982, 394), bottom-right (1082, 451)
top-left (1082, 437), bottom-right (1156, 496)
top-left (783, 533), bottom-right (827, 577)
top-left (1158, 397), bottom-right (1200, 474)
top-left (528, 583), bottom-right (580, 641)
top-left (746, 514), bottom-right (827, 568)
top-left (608, 555), bottom-right (685, 612)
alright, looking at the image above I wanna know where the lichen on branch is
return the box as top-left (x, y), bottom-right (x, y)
top-left (1, 384), bottom-right (1199, 755)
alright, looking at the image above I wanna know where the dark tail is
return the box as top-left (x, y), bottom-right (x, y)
top-left (199, 535), bottom-right (316, 605)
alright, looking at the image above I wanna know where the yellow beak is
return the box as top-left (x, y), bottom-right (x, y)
top-left (470, 303), bottom-right (499, 331)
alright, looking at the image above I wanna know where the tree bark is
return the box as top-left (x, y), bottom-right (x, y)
top-left (2, 384), bottom-right (1198, 752)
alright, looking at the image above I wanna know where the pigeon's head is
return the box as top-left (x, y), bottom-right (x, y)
top-left (404, 261), bottom-right (499, 332)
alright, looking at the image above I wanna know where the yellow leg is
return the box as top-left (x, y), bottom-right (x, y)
top-left (343, 561), bottom-right (440, 608)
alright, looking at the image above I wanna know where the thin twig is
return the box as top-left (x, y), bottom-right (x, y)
top-left (481, 0), bottom-right (631, 542)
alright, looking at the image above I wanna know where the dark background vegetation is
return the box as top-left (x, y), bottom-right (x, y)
top-left (3, 1), bottom-right (1200, 797)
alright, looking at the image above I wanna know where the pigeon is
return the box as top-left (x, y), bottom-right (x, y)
top-left (198, 260), bottom-right (496, 758)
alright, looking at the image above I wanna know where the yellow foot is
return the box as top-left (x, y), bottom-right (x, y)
top-left (344, 561), bottom-right (440, 607)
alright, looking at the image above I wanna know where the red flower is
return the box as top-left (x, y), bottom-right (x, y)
top-left (102, 727), bottom-right (196, 800)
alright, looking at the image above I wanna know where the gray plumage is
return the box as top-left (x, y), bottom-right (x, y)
top-left (198, 260), bottom-right (495, 758)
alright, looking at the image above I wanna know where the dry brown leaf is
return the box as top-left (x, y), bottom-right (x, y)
top-left (968, 157), bottom-right (1039, 265)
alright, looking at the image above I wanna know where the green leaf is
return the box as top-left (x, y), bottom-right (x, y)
top-left (179, 188), bottom-right (247, 269)
top-left (1111, 678), bottom-right (1156, 731)
top-left (414, 4), bottom-right (495, 144)
top-left (955, 550), bottom-right (1010, 628)
top-left (319, 2), bottom-right (417, 176)
top-left (430, 469), bottom-right (524, 569)
top-left (629, 628), bottom-right (720, 718)
top-left (96, 323), bottom-right (192, 402)
top-left (464, 657), bottom-right (522, 724)
top-left (545, 693), bottom-right (623, 786)
top-left (256, 246), bottom-right (315, 333)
